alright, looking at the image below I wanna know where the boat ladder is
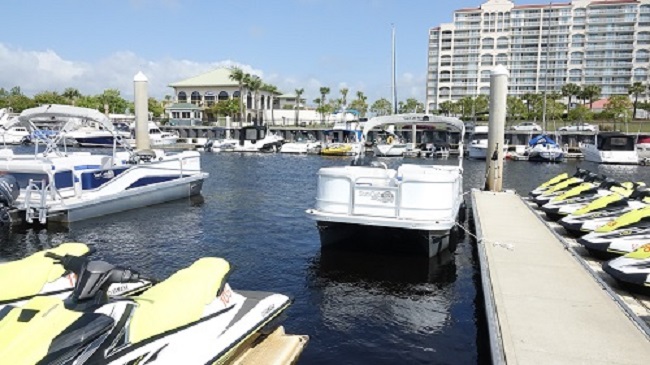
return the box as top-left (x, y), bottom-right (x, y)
top-left (23, 179), bottom-right (50, 224)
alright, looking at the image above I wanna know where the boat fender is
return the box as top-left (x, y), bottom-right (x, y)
top-left (387, 136), bottom-right (394, 144)
top-left (459, 201), bottom-right (467, 224)
top-left (448, 226), bottom-right (460, 253)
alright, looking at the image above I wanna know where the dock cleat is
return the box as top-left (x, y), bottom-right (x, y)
top-left (603, 244), bottom-right (650, 294)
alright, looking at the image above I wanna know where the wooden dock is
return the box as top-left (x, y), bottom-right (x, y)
top-left (471, 190), bottom-right (650, 365)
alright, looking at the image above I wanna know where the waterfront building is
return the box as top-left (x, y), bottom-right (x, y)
top-left (168, 67), bottom-right (276, 124)
top-left (426, 0), bottom-right (650, 111)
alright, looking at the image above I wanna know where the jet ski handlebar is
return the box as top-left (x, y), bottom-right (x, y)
top-left (45, 252), bottom-right (146, 302)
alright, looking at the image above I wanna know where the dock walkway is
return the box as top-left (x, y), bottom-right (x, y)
top-left (472, 190), bottom-right (650, 365)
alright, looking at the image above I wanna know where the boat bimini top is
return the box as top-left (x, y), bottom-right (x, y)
top-left (5, 104), bottom-right (132, 157)
top-left (359, 114), bottom-right (465, 162)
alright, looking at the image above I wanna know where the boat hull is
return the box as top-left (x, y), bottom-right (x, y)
top-left (315, 220), bottom-right (457, 257)
top-left (51, 175), bottom-right (206, 223)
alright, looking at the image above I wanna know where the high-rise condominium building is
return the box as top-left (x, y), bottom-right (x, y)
top-left (426, 0), bottom-right (650, 111)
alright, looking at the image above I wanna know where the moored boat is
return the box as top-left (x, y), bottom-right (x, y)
top-left (307, 113), bottom-right (466, 257)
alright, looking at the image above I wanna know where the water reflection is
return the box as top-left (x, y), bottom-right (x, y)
top-left (310, 248), bottom-right (457, 336)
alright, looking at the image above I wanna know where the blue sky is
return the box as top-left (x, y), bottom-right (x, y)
top-left (0, 0), bottom-right (541, 103)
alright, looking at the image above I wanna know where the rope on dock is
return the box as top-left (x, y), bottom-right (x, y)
top-left (455, 220), bottom-right (515, 251)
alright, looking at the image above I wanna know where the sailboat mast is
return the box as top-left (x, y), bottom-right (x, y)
top-left (542, 2), bottom-right (552, 132)
top-left (392, 24), bottom-right (397, 114)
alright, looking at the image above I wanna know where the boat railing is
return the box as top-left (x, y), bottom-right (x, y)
top-left (23, 178), bottom-right (54, 224)
top-left (317, 170), bottom-right (457, 220)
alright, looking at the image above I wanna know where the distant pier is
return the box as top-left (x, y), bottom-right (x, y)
top-left (471, 190), bottom-right (650, 365)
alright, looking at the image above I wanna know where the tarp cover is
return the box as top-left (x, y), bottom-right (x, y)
top-left (528, 134), bottom-right (558, 147)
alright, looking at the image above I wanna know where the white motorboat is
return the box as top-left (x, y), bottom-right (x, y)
top-left (0, 105), bottom-right (208, 225)
top-left (206, 125), bottom-right (284, 153)
top-left (467, 125), bottom-right (507, 160)
top-left (373, 131), bottom-right (408, 157)
top-left (526, 134), bottom-right (564, 162)
top-left (580, 132), bottom-right (638, 165)
top-left (127, 122), bottom-right (178, 147)
top-left (280, 131), bottom-right (321, 154)
top-left (306, 114), bottom-right (466, 257)
top-left (0, 124), bottom-right (30, 145)
top-left (61, 118), bottom-right (131, 147)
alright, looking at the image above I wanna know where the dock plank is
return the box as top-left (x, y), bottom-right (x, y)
top-left (472, 190), bottom-right (650, 365)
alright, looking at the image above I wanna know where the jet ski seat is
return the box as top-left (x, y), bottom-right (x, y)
top-left (0, 296), bottom-right (82, 365)
top-left (128, 257), bottom-right (231, 343)
top-left (0, 243), bottom-right (89, 302)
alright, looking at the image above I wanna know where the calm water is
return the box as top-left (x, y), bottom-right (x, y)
top-left (2, 150), bottom-right (650, 364)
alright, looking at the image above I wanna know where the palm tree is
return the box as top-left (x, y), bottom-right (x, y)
top-left (561, 83), bottom-right (581, 111)
top-left (356, 91), bottom-right (368, 117)
top-left (246, 75), bottom-right (262, 125)
top-left (628, 82), bottom-right (646, 119)
top-left (63, 87), bottom-right (81, 105)
top-left (294, 88), bottom-right (304, 126)
top-left (228, 67), bottom-right (246, 125)
top-left (583, 85), bottom-right (601, 109)
top-left (261, 83), bottom-right (280, 125)
top-left (319, 87), bottom-right (330, 123)
top-left (340, 88), bottom-right (349, 109)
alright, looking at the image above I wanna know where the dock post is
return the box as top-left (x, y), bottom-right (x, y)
top-left (134, 71), bottom-right (151, 150)
top-left (411, 124), bottom-right (417, 150)
top-left (485, 65), bottom-right (508, 192)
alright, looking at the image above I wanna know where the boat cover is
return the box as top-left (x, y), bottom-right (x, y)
top-left (528, 134), bottom-right (559, 147)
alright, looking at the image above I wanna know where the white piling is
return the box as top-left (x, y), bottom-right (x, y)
top-left (411, 124), bottom-right (417, 150)
top-left (134, 71), bottom-right (150, 150)
top-left (485, 65), bottom-right (508, 192)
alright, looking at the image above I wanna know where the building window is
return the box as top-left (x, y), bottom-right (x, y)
top-left (177, 91), bottom-right (187, 103)
top-left (172, 112), bottom-right (180, 118)
top-left (181, 112), bottom-right (191, 119)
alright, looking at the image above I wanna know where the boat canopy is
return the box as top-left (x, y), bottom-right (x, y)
top-left (362, 114), bottom-right (465, 141)
top-left (9, 105), bottom-right (116, 133)
top-left (528, 134), bottom-right (559, 147)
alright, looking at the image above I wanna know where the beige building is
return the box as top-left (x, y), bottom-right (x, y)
top-left (427, 0), bottom-right (650, 111)
top-left (168, 67), bottom-right (276, 124)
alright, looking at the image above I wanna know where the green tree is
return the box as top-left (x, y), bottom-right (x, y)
top-left (33, 91), bottom-right (69, 106)
top-left (349, 91), bottom-right (368, 117)
top-left (370, 98), bottom-right (392, 116)
top-left (582, 85), bottom-right (601, 109)
top-left (246, 75), bottom-right (262, 125)
top-left (340, 88), bottom-right (349, 109)
top-left (506, 96), bottom-right (526, 122)
top-left (438, 100), bottom-right (455, 116)
top-left (62, 87), bottom-right (82, 104)
top-left (5, 95), bottom-right (36, 112)
top-left (398, 98), bottom-right (425, 113)
top-left (568, 105), bottom-right (594, 122)
top-left (605, 95), bottom-right (632, 130)
top-left (148, 97), bottom-right (164, 117)
top-left (561, 83), bottom-right (581, 111)
top-left (96, 89), bottom-right (130, 114)
top-left (628, 82), bottom-right (646, 119)
top-left (208, 98), bottom-right (239, 118)
top-left (228, 67), bottom-right (247, 125)
top-left (522, 92), bottom-right (538, 117)
top-left (9, 86), bottom-right (22, 96)
top-left (294, 88), bottom-right (304, 125)
top-left (319, 87), bottom-right (330, 123)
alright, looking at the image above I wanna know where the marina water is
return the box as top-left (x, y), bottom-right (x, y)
top-left (2, 148), bottom-right (648, 364)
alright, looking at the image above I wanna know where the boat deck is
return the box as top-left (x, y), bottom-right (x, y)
top-left (472, 190), bottom-right (650, 365)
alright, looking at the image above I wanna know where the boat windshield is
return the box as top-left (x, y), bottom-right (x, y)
top-left (472, 133), bottom-right (488, 140)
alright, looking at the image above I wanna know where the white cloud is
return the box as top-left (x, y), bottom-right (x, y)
top-left (0, 43), bottom-right (426, 104)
